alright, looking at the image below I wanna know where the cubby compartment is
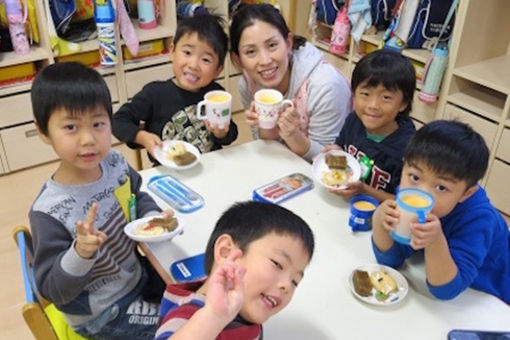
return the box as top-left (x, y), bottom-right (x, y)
top-left (125, 63), bottom-right (174, 98)
top-left (0, 92), bottom-right (34, 127)
top-left (485, 159), bottom-right (510, 216)
top-left (0, 123), bottom-right (58, 171)
top-left (443, 103), bottom-right (499, 149)
top-left (496, 128), bottom-right (510, 163)
top-left (447, 75), bottom-right (506, 121)
top-left (411, 90), bottom-right (438, 124)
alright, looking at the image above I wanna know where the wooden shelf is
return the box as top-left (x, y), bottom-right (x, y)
top-left (447, 87), bottom-right (505, 121)
top-left (0, 82), bottom-right (32, 97)
top-left (360, 31), bottom-right (384, 46)
top-left (402, 48), bottom-right (430, 64)
top-left (452, 55), bottom-right (510, 95)
top-left (123, 54), bottom-right (171, 71)
top-left (0, 46), bottom-right (50, 68)
top-left (121, 23), bottom-right (174, 45)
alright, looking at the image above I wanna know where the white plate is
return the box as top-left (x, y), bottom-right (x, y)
top-left (348, 264), bottom-right (409, 306)
top-left (124, 216), bottom-right (184, 243)
top-left (153, 140), bottom-right (201, 170)
top-left (312, 150), bottom-right (361, 190)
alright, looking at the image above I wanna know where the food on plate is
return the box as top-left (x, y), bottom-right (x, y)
top-left (135, 217), bottom-right (178, 236)
top-left (166, 143), bottom-right (197, 166)
top-left (326, 154), bottom-right (347, 169)
top-left (352, 270), bottom-right (373, 297)
top-left (322, 169), bottom-right (351, 187)
top-left (370, 270), bottom-right (398, 300)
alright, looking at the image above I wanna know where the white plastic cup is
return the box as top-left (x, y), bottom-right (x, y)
top-left (254, 89), bottom-right (294, 129)
top-left (391, 188), bottom-right (434, 245)
top-left (196, 90), bottom-right (232, 129)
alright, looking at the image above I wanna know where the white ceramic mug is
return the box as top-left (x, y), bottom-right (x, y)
top-left (197, 90), bottom-right (232, 129)
top-left (391, 188), bottom-right (434, 245)
top-left (254, 89), bottom-right (294, 129)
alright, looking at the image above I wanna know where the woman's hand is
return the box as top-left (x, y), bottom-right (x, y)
top-left (244, 102), bottom-right (259, 128)
top-left (278, 104), bottom-right (300, 139)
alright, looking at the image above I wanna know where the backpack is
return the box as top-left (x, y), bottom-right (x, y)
top-left (316, 0), bottom-right (345, 25)
top-left (370, 0), bottom-right (398, 30)
top-left (406, 0), bottom-right (455, 49)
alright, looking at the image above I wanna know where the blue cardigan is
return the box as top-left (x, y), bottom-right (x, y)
top-left (372, 186), bottom-right (510, 303)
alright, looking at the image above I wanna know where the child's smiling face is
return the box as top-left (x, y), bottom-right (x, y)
top-left (170, 32), bottom-right (223, 92)
top-left (235, 232), bottom-right (310, 324)
top-left (353, 82), bottom-right (408, 136)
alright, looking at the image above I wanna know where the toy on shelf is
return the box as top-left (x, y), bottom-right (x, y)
top-left (3, 0), bottom-right (30, 55)
top-left (94, 0), bottom-right (117, 65)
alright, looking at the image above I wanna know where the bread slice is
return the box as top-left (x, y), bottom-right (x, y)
top-left (353, 270), bottom-right (373, 297)
top-left (149, 217), bottom-right (178, 232)
top-left (326, 154), bottom-right (347, 169)
top-left (173, 151), bottom-right (197, 166)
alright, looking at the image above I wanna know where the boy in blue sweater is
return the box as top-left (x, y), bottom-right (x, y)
top-left (372, 120), bottom-right (510, 303)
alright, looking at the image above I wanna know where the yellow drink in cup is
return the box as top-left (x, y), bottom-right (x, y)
top-left (258, 94), bottom-right (278, 105)
top-left (208, 94), bottom-right (230, 103)
top-left (197, 90), bottom-right (232, 129)
top-left (353, 200), bottom-right (377, 211)
top-left (392, 188), bottom-right (434, 244)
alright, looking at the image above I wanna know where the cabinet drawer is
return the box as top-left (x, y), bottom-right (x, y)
top-left (229, 75), bottom-right (243, 113)
top-left (0, 123), bottom-right (58, 171)
top-left (104, 75), bottom-right (119, 102)
top-left (496, 128), bottom-right (510, 162)
top-left (125, 64), bottom-right (173, 98)
top-left (485, 160), bottom-right (510, 216)
top-left (410, 90), bottom-right (437, 123)
top-left (444, 104), bottom-right (498, 148)
top-left (0, 92), bottom-right (33, 127)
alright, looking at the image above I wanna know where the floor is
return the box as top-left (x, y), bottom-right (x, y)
top-left (0, 113), bottom-right (252, 339)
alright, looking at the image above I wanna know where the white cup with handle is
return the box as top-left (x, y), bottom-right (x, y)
top-left (197, 90), bottom-right (232, 129)
top-left (254, 89), bottom-right (294, 129)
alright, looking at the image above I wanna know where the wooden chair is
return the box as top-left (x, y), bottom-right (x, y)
top-left (13, 226), bottom-right (87, 340)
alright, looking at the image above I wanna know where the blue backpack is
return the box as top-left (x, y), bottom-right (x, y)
top-left (316, 0), bottom-right (345, 25)
top-left (371, 0), bottom-right (398, 30)
top-left (406, 0), bottom-right (456, 49)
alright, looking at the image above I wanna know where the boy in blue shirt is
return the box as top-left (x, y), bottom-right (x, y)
top-left (372, 120), bottom-right (510, 303)
top-left (325, 50), bottom-right (416, 202)
top-left (113, 14), bottom-right (238, 166)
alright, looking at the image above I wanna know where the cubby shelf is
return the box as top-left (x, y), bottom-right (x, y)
top-left (0, 47), bottom-right (50, 68)
top-left (453, 55), bottom-right (510, 95)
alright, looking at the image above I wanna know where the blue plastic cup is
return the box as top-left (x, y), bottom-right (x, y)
top-left (349, 195), bottom-right (379, 231)
top-left (391, 188), bottom-right (434, 245)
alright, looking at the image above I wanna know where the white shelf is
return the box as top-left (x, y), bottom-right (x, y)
top-left (402, 48), bottom-right (430, 64)
top-left (0, 82), bottom-right (32, 97)
top-left (447, 88), bottom-right (505, 121)
top-left (0, 46), bottom-right (50, 68)
top-left (453, 55), bottom-right (510, 95)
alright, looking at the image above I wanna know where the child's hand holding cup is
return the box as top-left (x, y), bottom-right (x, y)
top-left (391, 188), bottom-right (434, 245)
top-left (197, 90), bottom-right (232, 129)
top-left (254, 89), bottom-right (294, 129)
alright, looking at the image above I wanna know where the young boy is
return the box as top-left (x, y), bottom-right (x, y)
top-left (29, 62), bottom-right (172, 339)
top-left (155, 201), bottom-right (315, 339)
top-left (372, 120), bottom-right (510, 303)
top-left (113, 14), bottom-right (238, 165)
top-left (325, 49), bottom-right (416, 202)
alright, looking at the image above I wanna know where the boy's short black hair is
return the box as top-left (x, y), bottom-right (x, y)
top-left (352, 49), bottom-right (416, 117)
top-left (403, 120), bottom-right (489, 188)
top-left (174, 14), bottom-right (228, 67)
top-left (204, 201), bottom-right (315, 274)
top-left (31, 62), bottom-right (112, 136)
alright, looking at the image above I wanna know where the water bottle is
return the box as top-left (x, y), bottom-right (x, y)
top-left (5, 0), bottom-right (30, 55)
top-left (418, 47), bottom-right (448, 103)
top-left (94, 0), bottom-right (117, 65)
top-left (137, 0), bottom-right (157, 29)
top-left (329, 6), bottom-right (349, 56)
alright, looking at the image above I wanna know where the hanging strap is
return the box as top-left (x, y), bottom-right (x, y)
top-left (432, 0), bottom-right (459, 50)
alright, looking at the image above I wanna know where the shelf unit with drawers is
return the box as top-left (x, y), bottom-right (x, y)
top-left (437, 0), bottom-right (510, 217)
